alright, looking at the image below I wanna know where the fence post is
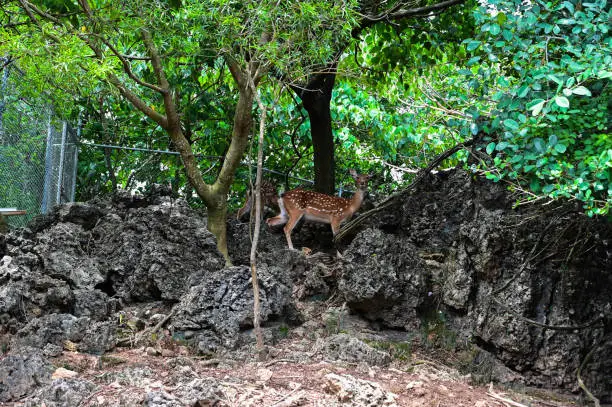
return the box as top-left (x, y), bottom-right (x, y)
top-left (56, 121), bottom-right (68, 204)
top-left (0, 57), bottom-right (9, 141)
top-left (70, 114), bottom-right (82, 202)
top-left (41, 109), bottom-right (54, 214)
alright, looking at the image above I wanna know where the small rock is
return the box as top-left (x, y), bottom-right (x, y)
top-left (323, 373), bottom-right (397, 406)
top-left (406, 381), bottom-right (423, 390)
top-left (257, 368), bottom-right (273, 383)
top-left (146, 347), bottom-right (161, 356)
top-left (51, 367), bottom-right (78, 380)
top-left (42, 343), bottom-right (63, 357)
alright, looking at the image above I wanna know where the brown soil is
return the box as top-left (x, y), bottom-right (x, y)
top-left (16, 336), bottom-right (579, 407)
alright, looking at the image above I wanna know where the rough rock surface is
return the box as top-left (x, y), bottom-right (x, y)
top-left (172, 264), bottom-right (300, 351)
top-left (339, 228), bottom-right (428, 330)
top-left (0, 171), bottom-right (610, 403)
top-left (0, 350), bottom-right (53, 402)
top-left (316, 333), bottom-right (392, 366)
top-left (351, 170), bottom-right (612, 400)
top-left (24, 378), bottom-right (97, 407)
top-left (0, 194), bottom-right (224, 346)
top-left (323, 373), bottom-right (397, 406)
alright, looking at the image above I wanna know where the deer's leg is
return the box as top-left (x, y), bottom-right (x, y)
top-left (283, 213), bottom-right (303, 250)
top-left (330, 219), bottom-right (344, 258)
top-left (330, 219), bottom-right (341, 236)
top-left (266, 197), bottom-right (288, 227)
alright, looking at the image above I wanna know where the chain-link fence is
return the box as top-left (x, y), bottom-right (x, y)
top-left (0, 59), bottom-right (78, 228)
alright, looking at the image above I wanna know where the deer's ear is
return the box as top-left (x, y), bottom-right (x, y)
top-left (349, 169), bottom-right (358, 177)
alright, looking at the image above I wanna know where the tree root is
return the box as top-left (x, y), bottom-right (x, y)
top-left (576, 338), bottom-right (603, 407)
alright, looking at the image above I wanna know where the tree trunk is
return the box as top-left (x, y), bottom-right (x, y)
top-left (206, 200), bottom-right (230, 264)
top-left (292, 68), bottom-right (337, 195)
top-left (175, 83), bottom-right (254, 267)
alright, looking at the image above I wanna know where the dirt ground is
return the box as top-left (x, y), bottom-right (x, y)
top-left (9, 336), bottom-right (580, 407)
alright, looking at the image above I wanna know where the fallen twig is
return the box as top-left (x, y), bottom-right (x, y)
top-left (487, 383), bottom-right (528, 407)
top-left (270, 384), bottom-right (304, 407)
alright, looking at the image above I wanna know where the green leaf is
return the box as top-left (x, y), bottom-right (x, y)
top-left (486, 142), bottom-right (496, 155)
top-left (528, 99), bottom-right (546, 116)
top-left (558, 18), bottom-right (576, 25)
top-left (554, 96), bottom-right (570, 108)
top-left (470, 122), bottom-right (479, 135)
top-left (554, 143), bottom-right (567, 153)
top-left (490, 24), bottom-right (501, 35)
top-left (466, 40), bottom-right (481, 51)
top-left (466, 56), bottom-right (481, 66)
top-left (503, 119), bottom-right (519, 130)
top-left (572, 86), bottom-right (592, 96)
top-left (496, 141), bottom-right (509, 151)
top-left (534, 138), bottom-right (546, 153)
top-left (547, 74), bottom-right (563, 85)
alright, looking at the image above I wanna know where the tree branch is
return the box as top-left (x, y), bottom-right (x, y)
top-left (353, 0), bottom-right (467, 36)
top-left (91, 32), bottom-right (165, 93)
top-left (107, 75), bottom-right (168, 129)
top-left (225, 55), bottom-right (244, 88)
top-left (17, 0), bottom-right (62, 43)
top-left (140, 28), bottom-right (180, 131)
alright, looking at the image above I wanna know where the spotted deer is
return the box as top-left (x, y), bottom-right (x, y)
top-left (266, 169), bottom-right (371, 250)
top-left (237, 179), bottom-right (279, 220)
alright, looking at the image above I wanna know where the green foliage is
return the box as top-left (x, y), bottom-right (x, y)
top-left (2, 0), bottom-right (609, 219)
top-left (1, 0), bottom-right (360, 207)
top-left (460, 0), bottom-right (611, 215)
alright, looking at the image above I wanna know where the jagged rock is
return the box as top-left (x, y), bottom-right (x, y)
top-left (172, 264), bottom-right (298, 350)
top-left (36, 221), bottom-right (106, 289)
top-left (316, 334), bottom-right (391, 366)
top-left (90, 198), bottom-right (225, 301)
top-left (72, 289), bottom-right (111, 320)
top-left (0, 169), bottom-right (610, 403)
top-left (79, 320), bottom-right (117, 353)
top-left (144, 390), bottom-right (183, 407)
top-left (24, 378), bottom-right (97, 407)
top-left (12, 314), bottom-right (89, 349)
top-left (323, 373), bottom-right (397, 406)
top-left (172, 377), bottom-right (225, 406)
top-left (0, 349), bottom-right (53, 402)
top-left (339, 228), bottom-right (428, 330)
top-left (392, 170), bottom-right (612, 399)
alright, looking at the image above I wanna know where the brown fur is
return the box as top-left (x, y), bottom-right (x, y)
top-left (266, 169), bottom-right (371, 250)
top-left (237, 180), bottom-right (279, 220)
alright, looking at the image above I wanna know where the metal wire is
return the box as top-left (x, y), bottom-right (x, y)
top-left (0, 59), bottom-right (78, 228)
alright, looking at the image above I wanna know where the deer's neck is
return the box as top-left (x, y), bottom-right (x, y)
top-left (348, 189), bottom-right (366, 213)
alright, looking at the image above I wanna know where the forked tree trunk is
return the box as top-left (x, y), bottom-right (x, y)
top-left (175, 84), bottom-right (255, 266)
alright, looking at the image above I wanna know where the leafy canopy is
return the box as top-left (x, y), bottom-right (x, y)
top-left (462, 0), bottom-right (611, 215)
